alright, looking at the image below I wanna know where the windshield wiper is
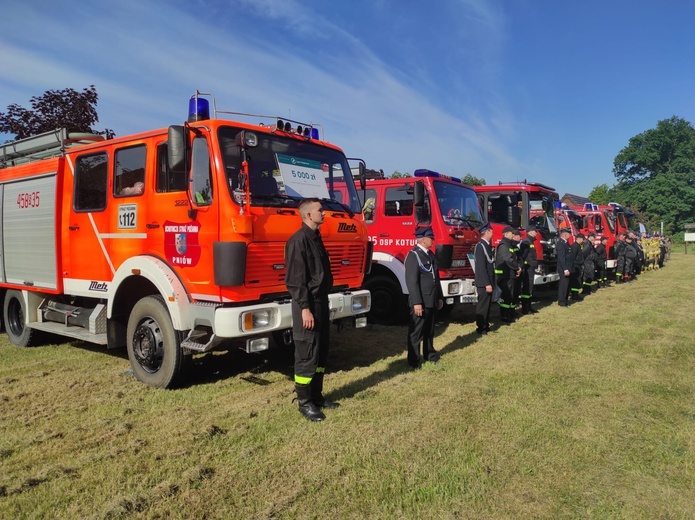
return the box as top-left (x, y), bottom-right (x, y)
top-left (319, 197), bottom-right (354, 218)
top-left (447, 216), bottom-right (482, 228)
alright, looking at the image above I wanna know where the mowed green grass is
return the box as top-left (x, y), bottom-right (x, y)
top-left (1, 254), bottom-right (693, 519)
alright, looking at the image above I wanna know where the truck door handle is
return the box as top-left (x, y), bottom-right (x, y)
top-left (146, 223), bottom-right (160, 229)
top-left (379, 233), bottom-right (389, 237)
top-left (69, 225), bottom-right (80, 231)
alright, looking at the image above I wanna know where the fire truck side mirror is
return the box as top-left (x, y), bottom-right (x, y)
top-left (413, 181), bottom-right (430, 225)
top-left (168, 125), bottom-right (187, 174)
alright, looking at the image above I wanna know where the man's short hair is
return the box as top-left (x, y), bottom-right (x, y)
top-left (298, 198), bottom-right (320, 218)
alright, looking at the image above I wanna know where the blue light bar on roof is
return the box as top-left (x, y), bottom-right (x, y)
top-left (414, 169), bottom-right (462, 183)
top-left (188, 96), bottom-right (210, 122)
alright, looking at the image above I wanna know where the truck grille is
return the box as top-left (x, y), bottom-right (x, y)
top-left (245, 242), bottom-right (365, 288)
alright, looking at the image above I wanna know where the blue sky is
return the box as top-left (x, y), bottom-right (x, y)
top-left (1, 0), bottom-right (694, 197)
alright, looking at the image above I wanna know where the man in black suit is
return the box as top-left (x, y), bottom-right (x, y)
top-left (556, 228), bottom-right (573, 306)
top-left (474, 223), bottom-right (495, 334)
top-left (405, 226), bottom-right (443, 368)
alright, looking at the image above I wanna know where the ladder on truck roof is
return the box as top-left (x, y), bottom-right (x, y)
top-left (0, 128), bottom-right (105, 168)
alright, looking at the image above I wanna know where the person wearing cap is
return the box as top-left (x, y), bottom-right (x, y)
top-left (569, 233), bottom-right (585, 301)
top-left (405, 226), bottom-right (443, 368)
top-left (595, 236), bottom-right (609, 287)
top-left (494, 226), bottom-right (521, 322)
top-left (473, 223), bottom-right (495, 334)
top-left (556, 227), bottom-right (573, 306)
top-left (581, 232), bottom-right (597, 294)
top-left (519, 226), bottom-right (539, 314)
top-left (614, 232), bottom-right (627, 283)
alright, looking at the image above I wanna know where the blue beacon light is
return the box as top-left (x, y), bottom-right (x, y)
top-left (188, 97), bottom-right (210, 122)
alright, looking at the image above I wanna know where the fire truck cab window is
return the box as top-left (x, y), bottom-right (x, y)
top-left (191, 136), bottom-right (213, 206)
top-left (156, 143), bottom-right (187, 192)
top-left (114, 145), bottom-right (146, 197)
top-left (74, 152), bottom-right (108, 212)
top-left (384, 187), bottom-right (413, 217)
top-left (359, 189), bottom-right (377, 222)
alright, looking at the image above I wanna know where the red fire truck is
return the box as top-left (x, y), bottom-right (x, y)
top-left (343, 169), bottom-right (483, 324)
top-left (0, 92), bottom-right (371, 388)
top-left (555, 205), bottom-right (583, 244)
top-left (474, 181), bottom-right (560, 285)
top-left (570, 202), bottom-right (633, 270)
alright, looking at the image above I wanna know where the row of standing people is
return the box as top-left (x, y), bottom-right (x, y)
top-left (474, 224), bottom-right (541, 332)
top-left (284, 201), bottom-right (669, 422)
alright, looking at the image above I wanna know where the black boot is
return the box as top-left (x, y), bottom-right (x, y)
top-left (295, 383), bottom-right (325, 421)
top-left (521, 299), bottom-right (531, 315)
top-left (311, 373), bottom-right (340, 409)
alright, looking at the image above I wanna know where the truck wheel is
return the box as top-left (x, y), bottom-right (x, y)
top-left (3, 290), bottom-right (38, 347)
top-left (127, 296), bottom-right (186, 388)
top-left (364, 275), bottom-right (407, 325)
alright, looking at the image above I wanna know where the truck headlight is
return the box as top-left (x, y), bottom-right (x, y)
top-left (241, 309), bottom-right (273, 332)
top-left (447, 282), bottom-right (460, 295)
top-left (352, 294), bottom-right (370, 313)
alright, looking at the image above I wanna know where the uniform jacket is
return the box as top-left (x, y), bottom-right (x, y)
top-left (582, 241), bottom-right (597, 271)
top-left (474, 238), bottom-right (495, 288)
top-left (519, 236), bottom-right (539, 269)
top-left (405, 245), bottom-right (443, 308)
top-left (571, 241), bottom-right (584, 269)
top-left (556, 238), bottom-right (572, 273)
top-left (624, 241), bottom-right (638, 259)
top-left (285, 223), bottom-right (334, 309)
top-left (494, 237), bottom-right (519, 278)
top-left (595, 243), bottom-right (607, 264)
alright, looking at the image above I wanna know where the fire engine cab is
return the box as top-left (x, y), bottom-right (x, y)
top-left (0, 92), bottom-right (371, 388)
top-left (348, 169), bottom-right (482, 324)
top-left (474, 181), bottom-right (560, 285)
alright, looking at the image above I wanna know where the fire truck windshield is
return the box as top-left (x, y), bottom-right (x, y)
top-left (434, 181), bottom-right (483, 227)
top-left (217, 126), bottom-right (361, 213)
top-left (528, 194), bottom-right (557, 231)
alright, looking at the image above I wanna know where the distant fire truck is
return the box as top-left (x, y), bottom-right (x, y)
top-left (0, 92), bottom-right (371, 388)
top-left (337, 169), bottom-right (482, 323)
top-left (474, 181), bottom-right (560, 284)
top-left (571, 202), bottom-right (634, 270)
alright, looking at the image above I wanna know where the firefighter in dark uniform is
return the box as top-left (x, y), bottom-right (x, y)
top-left (519, 225), bottom-right (539, 314)
top-left (624, 234), bottom-right (638, 281)
top-left (581, 232), bottom-right (597, 294)
top-left (614, 232), bottom-right (627, 283)
top-left (511, 229), bottom-right (523, 315)
top-left (405, 226), bottom-right (443, 368)
top-left (495, 226), bottom-right (521, 322)
top-left (285, 198), bottom-right (337, 422)
top-left (557, 227), bottom-right (573, 306)
top-left (474, 223), bottom-right (495, 334)
top-left (570, 233), bottom-right (585, 301)
top-left (595, 236), bottom-right (609, 287)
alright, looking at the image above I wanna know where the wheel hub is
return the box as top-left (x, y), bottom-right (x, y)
top-left (132, 318), bottom-right (163, 373)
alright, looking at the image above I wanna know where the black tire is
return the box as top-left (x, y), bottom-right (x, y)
top-left (126, 295), bottom-right (187, 388)
top-left (3, 290), bottom-right (39, 347)
top-left (363, 274), bottom-right (407, 325)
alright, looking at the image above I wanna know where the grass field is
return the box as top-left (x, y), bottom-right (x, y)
top-left (1, 253), bottom-right (693, 519)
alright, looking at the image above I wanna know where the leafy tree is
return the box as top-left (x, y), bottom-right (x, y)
top-left (587, 183), bottom-right (614, 205)
top-left (0, 85), bottom-right (114, 140)
top-left (462, 173), bottom-right (485, 186)
top-left (390, 170), bottom-right (412, 178)
top-left (613, 116), bottom-right (695, 185)
top-left (611, 116), bottom-right (695, 236)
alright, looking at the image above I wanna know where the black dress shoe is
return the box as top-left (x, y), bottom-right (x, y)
top-left (476, 328), bottom-right (488, 335)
